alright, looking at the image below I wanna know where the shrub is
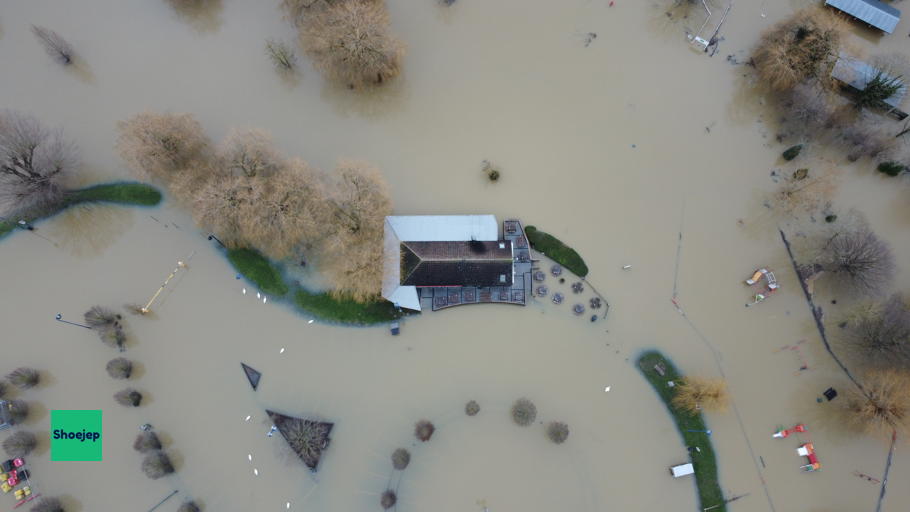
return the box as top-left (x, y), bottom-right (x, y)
top-left (106, 358), bottom-right (133, 379)
top-left (465, 400), bottom-right (480, 416)
top-left (114, 389), bottom-right (143, 407)
top-left (133, 431), bottom-right (162, 453)
top-left (391, 448), bottom-right (410, 470)
top-left (511, 398), bottom-right (537, 426)
top-left (7, 368), bottom-right (39, 389)
top-left (524, 226), bottom-right (589, 277)
top-left (267, 411), bottom-right (333, 470)
top-left (380, 490), bottom-right (397, 510)
top-left (226, 248), bottom-right (289, 297)
top-left (298, 0), bottom-right (405, 88)
top-left (752, 8), bottom-right (846, 91)
top-left (7, 400), bottom-right (28, 424)
top-left (116, 111), bottom-right (211, 188)
top-left (30, 497), bottom-right (65, 512)
top-left (2, 431), bottom-right (37, 458)
top-left (844, 370), bottom-right (910, 437)
top-left (782, 144), bottom-right (803, 161)
top-left (546, 422), bottom-right (570, 444)
top-left (31, 25), bottom-right (74, 65)
top-left (817, 225), bottom-right (895, 297)
top-left (177, 502), bottom-right (201, 512)
top-left (85, 306), bottom-right (127, 349)
top-left (878, 161), bottom-right (905, 177)
top-left (853, 72), bottom-right (904, 110)
top-left (414, 420), bottom-right (435, 442)
top-left (482, 160), bottom-right (500, 182)
top-left (142, 450), bottom-right (175, 479)
top-left (672, 377), bottom-right (729, 414)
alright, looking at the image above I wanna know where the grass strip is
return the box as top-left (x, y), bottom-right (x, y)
top-left (637, 350), bottom-right (725, 512)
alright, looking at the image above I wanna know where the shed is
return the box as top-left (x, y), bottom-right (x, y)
top-left (0, 400), bottom-right (12, 431)
top-left (825, 0), bottom-right (901, 34)
top-left (831, 52), bottom-right (907, 109)
top-left (670, 462), bottom-right (695, 478)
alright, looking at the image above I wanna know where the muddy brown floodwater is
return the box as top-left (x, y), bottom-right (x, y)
top-left (2, 0), bottom-right (910, 511)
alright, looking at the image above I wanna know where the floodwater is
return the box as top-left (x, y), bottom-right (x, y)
top-left (1, 1), bottom-right (910, 511)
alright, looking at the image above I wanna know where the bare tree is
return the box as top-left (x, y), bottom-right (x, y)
top-left (839, 113), bottom-right (897, 162)
top-left (217, 128), bottom-right (285, 178)
top-left (844, 369), bottom-right (910, 437)
top-left (298, 0), bottom-right (405, 88)
top-left (31, 25), bottom-right (74, 65)
top-left (779, 80), bottom-right (838, 138)
top-left (319, 160), bottom-right (391, 300)
top-left (842, 294), bottom-right (910, 369)
top-left (240, 159), bottom-right (327, 260)
top-left (30, 497), bottom-right (65, 512)
top-left (752, 8), bottom-right (846, 91)
top-left (2, 431), bottom-right (37, 458)
top-left (816, 225), bottom-right (895, 297)
top-left (116, 112), bottom-right (212, 186)
top-left (192, 174), bottom-right (255, 247)
top-left (0, 111), bottom-right (77, 216)
top-left (142, 450), bottom-right (175, 479)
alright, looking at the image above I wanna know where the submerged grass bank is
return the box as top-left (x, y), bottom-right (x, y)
top-left (0, 182), bottom-right (162, 239)
top-left (524, 225), bottom-right (588, 277)
top-left (226, 247), bottom-right (403, 326)
top-left (636, 350), bottom-right (725, 512)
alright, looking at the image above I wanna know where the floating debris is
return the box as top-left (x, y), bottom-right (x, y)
top-left (583, 32), bottom-right (597, 47)
top-left (552, 293), bottom-right (564, 305)
top-left (241, 362), bottom-right (262, 391)
top-left (533, 271), bottom-right (546, 282)
top-left (573, 304), bottom-right (586, 315)
top-left (279, 347), bottom-right (286, 354)
top-left (551, 264), bottom-right (562, 277)
top-left (253, 468), bottom-right (259, 476)
top-left (536, 285), bottom-right (549, 297)
top-left (590, 314), bottom-right (598, 322)
top-left (571, 281), bottom-right (584, 294)
top-left (604, 386), bottom-right (611, 392)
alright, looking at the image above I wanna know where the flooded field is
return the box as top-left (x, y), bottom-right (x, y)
top-left (1, 0), bottom-right (910, 511)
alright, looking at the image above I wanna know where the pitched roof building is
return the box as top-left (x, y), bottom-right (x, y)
top-left (382, 215), bottom-right (514, 311)
top-left (831, 52), bottom-right (907, 109)
top-left (825, 0), bottom-right (901, 34)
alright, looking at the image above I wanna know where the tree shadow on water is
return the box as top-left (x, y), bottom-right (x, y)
top-left (47, 204), bottom-right (135, 258)
top-left (319, 74), bottom-right (409, 119)
top-left (167, 0), bottom-right (224, 33)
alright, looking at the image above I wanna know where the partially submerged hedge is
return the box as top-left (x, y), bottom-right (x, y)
top-left (524, 225), bottom-right (589, 277)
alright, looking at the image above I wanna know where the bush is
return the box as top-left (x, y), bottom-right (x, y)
top-left (511, 398), bottom-right (537, 426)
top-left (414, 420), bottom-right (435, 442)
top-left (31, 25), bottom-right (74, 65)
top-left (114, 389), bottom-right (143, 407)
top-left (298, 0), bottom-right (405, 88)
top-left (7, 400), bottom-right (28, 424)
top-left (844, 370), bottom-right (910, 437)
top-left (266, 411), bottom-right (333, 470)
top-left (30, 497), bottom-right (65, 512)
top-left (177, 502), bottom-right (200, 512)
top-left (7, 368), bottom-right (39, 389)
top-left (524, 226), bottom-right (589, 277)
top-left (671, 377), bottom-right (730, 414)
top-left (380, 490), bottom-right (397, 510)
top-left (142, 450), bottom-right (175, 479)
top-left (133, 431), bottom-right (162, 453)
top-left (546, 422), bottom-right (570, 444)
top-left (782, 144), bottom-right (803, 161)
top-left (2, 431), bottom-right (37, 458)
top-left (465, 400), bottom-right (480, 416)
top-left (106, 358), bottom-right (133, 379)
top-left (878, 161), bottom-right (906, 177)
top-left (391, 448), bottom-right (410, 470)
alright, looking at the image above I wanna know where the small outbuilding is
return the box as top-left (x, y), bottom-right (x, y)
top-left (831, 52), bottom-right (908, 117)
top-left (824, 0), bottom-right (901, 34)
top-left (0, 400), bottom-right (12, 431)
top-left (670, 462), bottom-right (695, 478)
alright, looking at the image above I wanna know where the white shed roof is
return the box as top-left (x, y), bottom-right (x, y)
top-left (825, 0), bottom-right (901, 34)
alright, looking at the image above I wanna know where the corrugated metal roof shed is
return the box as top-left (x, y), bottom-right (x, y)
top-left (831, 52), bottom-right (907, 108)
top-left (825, 0), bottom-right (901, 34)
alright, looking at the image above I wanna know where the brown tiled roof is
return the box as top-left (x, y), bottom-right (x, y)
top-left (400, 241), bottom-right (513, 287)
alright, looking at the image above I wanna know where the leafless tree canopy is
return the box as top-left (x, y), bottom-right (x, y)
top-left (31, 25), bottom-right (74, 65)
top-left (752, 9), bottom-right (846, 91)
top-left (268, 412), bottom-right (333, 470)
top-left (842, 294), bottom-right (910, 369)
top-left (844, 369), bottom-right (910, 437)
top-left (298, 0), bottom-right (405, 88)
top-left (0, 111), bottom-right (77, 216)
top-left (116, 112), bottom-right (211, 187)
top-left (817, 225), bottom-right (896, 297)
top-left (218, 128), bottom-right (285, 178)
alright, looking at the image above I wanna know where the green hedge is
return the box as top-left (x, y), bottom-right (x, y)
top-left (524, 225), bottom-right (589, 277)
top-left (226, 248), bottom-right (290, 297)
top-left (226, 247), bottom-right (403, 326)
top-left (637, 350), bottom-right (725, 512)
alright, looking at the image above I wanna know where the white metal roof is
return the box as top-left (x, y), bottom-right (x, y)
top-left (831, 52), bottom-right (907, 108)
top-left (826, 0), bottom-right (901, 34)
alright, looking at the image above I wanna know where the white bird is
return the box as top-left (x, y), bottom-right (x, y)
top-left (244, 415), bottom-right (251, 422)
top-left (248, 454), bottom-right (252, 462)
top-left (279, 347), bottom-right (286, 354)
top-left (242, 288), bottom-right (247, 295)
top-left (253, 468), bottom-right (259, 476)
top-left (308, 319), bottom-right (314, 324)
top-left (257, 292), bottom-right (261, 299)
top-left (263, 297), bottom-right (267, 304)
top-left (286, 503), bottom-right (291, 509)
top-left (604, 386), bottom-right (611, 392)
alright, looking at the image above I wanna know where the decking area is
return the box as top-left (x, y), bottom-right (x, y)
top-left (421, 219), bottom-right (533, 311)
